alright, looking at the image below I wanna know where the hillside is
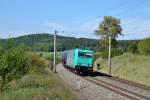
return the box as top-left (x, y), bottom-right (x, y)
top-left (0, 33), bottom-right (140, 52)
top-left (0, 33), bottom-right (101, 52)
top-left (94, 53), bottom-right (150, 86)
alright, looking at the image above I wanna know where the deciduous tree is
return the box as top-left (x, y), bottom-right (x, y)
top-left (95, 16), bottom-right (122, 39)
top-left (0, 40), bottom-right (29, 92)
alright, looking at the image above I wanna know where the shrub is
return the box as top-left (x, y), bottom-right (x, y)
top-left (95, 48), bottom-right (123, 59)
top-left (138, 38), bottom-right (150, 55)
top-left (0, 40), bottom-right (29, 92)
top-left (43, 53), bottom-right (62, 64)
top-left (111, 48), bottom-right (123, 57)
top-left (27, 53), bottom-right (51, 74)
top-left (100, 50), bottom-right (108, 59)
top-left (94, 52), bottom-right (102, 61)
top-left (39, 53), bottom-right (43, 57)
top-left (128, 42), bottom-right (138, 53)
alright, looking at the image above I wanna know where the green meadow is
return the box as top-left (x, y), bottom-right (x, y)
top-left (94, 53), bottom-right (150, 86)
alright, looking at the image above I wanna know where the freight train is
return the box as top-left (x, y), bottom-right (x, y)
top-left (62, 48), bottom-right (94, 74)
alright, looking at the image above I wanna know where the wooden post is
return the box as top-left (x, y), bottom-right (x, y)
top-left (53, 30), bottom-right (57, 73)
top-left (108, 35), bottom-right (111, 75)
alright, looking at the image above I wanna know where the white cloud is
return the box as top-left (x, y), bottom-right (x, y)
top-left (122, 18), bottom-right (150, 34)
top-left (43, 18), bottom-right (101, 38)
top-left (0, 31), bottom-right (38, 39)
top-left (44, 22), bottom-right (66, 30)
top-left (118, 18), bottom-right (150, 39)
top-left (1, 17), bottom-right (150, 40)
top-left (43, 17), bottom-right (150, 39)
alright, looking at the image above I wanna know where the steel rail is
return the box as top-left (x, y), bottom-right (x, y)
top-left (105, 76), bottom-right (150, 91)
top-left (85, 77), bottom-right (150, 100)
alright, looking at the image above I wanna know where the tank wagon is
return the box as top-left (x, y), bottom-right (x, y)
top-left (62, 48), bottom-right (94, 73)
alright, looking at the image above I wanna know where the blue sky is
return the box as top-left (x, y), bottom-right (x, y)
top-left (0, 0), bottom-right (150, 40)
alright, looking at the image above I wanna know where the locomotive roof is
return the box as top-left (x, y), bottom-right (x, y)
top-left (76, 48), bottom-right (93, 53)
top-left (64, 48), bottom-right (93, 53)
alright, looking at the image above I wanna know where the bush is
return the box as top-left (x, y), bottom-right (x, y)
top-left (94, 52), bottom-right (102, 61)
top-left (39, 53), bottom-right (43, 57)
top-left (95, 48), bottom-right (123, 59)
top-left (41, 53), bottom-right (62, 64)
top-left (111, 48), bottom-right (123, 57)
top-left (0, 40), bottom-right (29, 92)
top-left (100, 50), bottom-right (108, 59)
top-left (27, 53), bottom-right (52, 74)
top-left (128, 42), bottom-right (138, 53)
top-left (138, 38), bottom-right (150, 55)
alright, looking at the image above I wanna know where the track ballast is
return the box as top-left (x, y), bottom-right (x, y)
top-left (63, 64), bottom-right (150, 100)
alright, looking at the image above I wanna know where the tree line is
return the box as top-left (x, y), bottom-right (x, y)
top-left (0, 33), bottom-right (143, 52)
top-left (0, 34), bottom-right (101, 52)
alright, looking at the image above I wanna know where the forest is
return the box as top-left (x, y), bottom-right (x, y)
top-left (0, 33), bottom-right (139, 52)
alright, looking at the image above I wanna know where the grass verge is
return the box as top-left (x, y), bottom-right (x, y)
top-left (0, 53), bottom-right (77, 100)
top-left (94, 53), bottom-right (150, 86)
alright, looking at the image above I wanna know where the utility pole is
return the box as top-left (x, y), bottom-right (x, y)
top-left (53, 30), bottom-right (57, 73)
top-left (108, 35), bottom-right (111, 75)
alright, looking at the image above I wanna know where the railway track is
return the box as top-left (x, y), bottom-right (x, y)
top-left (83, 76), bottom-right (150, 100)
top-left (63, 64), bottom-right (150, 100)
top-left (104, 75), bottom-right (150, 91)
top-left (92, 71), bottom-right (150, 91)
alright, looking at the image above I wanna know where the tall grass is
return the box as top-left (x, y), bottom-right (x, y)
top-left (1, 74), bottom-right (76, 100)
top-left (36, 51), bottom-right (62, 64)
top-left (0, 53), bottom-right (77, 100)
top-left (94, 53), bottom-right (150, 86)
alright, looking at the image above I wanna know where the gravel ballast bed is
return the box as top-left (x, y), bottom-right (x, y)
top-left (94, 76), bottom-right (150, 98)
top-left (56, 64), bottom-right (129, 100)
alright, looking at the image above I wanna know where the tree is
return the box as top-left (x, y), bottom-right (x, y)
top-left (95, 16), bottom-right (122, 75)
top-left (95, 16), bottom-right (122, 42)
top-left (0, 40), bottom-right (29, 92)
top-left (101, 37), bottom-right (118, 49)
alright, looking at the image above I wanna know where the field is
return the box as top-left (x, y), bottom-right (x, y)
top-left (36, 52), bottom-right (62, 60)
top-left (94, 53), bottom-right (150, 86)
top-left (36, 52), bottom-right (53, 58)
top-left (0, 52), bottom-right (77, 100)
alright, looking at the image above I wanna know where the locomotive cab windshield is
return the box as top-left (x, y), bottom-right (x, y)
top-left (77, 50), bottom-right (93, 67)
top-left (78, 52), bottom-right (92, 58)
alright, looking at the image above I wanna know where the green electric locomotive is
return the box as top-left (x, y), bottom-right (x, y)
top-left (62, 48), bottom-right (94, 73)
